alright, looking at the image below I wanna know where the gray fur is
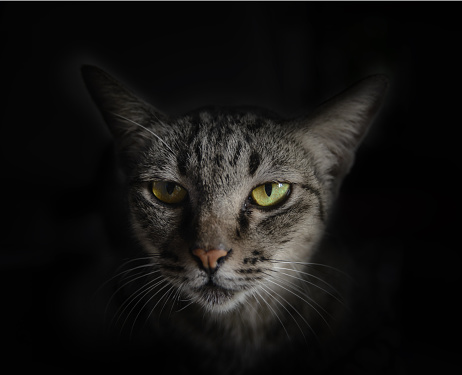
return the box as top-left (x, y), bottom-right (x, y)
top-left (82, 66), bottom-right (388, 373)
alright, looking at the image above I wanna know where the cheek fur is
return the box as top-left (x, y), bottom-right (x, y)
top-left (256, 202), bottom-right (312, 240)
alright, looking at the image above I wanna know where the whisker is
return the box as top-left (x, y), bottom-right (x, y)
top-left (110, 112), bottom-right (175, 155)
top-left (288, 262), bottom-right (312, 304)
top-left (266, 274), bottom-right (332, 317)
top-left (271, 267), bottom-right (346, 307)
top-left (117, 263), bottom-right (159, 283)
top-left (260, 284), bottom-right (308, 342)
top-left (175, 297), bottom-right (195, 313)
top-left (253, 289), bottom-right (290, 341)
top-left (273, 266), bottom-right (341, 293)
top-left (104, 269), bottom-right (161, 323)
top-left (158, 285), bottom-right (176, 319)
top-left (269, 259), bottom-right (351, 278)
top-left (113, 275), bottom-right (164, 330)
top-left (169, 282), bottom-right (186, 317)
top-left (128, 280), bottom-right (172, 337)
top-left (118, 282), bottom-right (161, 335)
top-left (265, 270), bottom-right (336, 328)
top-left (95, 258), bottom-right (156, 297)
top-left (115, 256), bottom-right (155, 273)
top-left (142, 283), bottom-right (177, 329)
top-left (263, 272), bottom-right (332, 333)
top-left (270, 271), bottom-right (314, 300)
top-left (243, 293), bottom-right (264, 324)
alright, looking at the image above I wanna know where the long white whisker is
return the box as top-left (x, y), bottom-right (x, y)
top-left (110, 112), bottom-right (176, 155)
top-left (95, 258), bottom-right (156, 298)
top-left (115, 256), bottom-right (156, 273)
top-left (260, 284), bottom-right (308, 342)
top-left (104, 269), bottom-right (160, 323)
top-left (118, 282), bottom-right (161, 335)
top-left (266, 271), bottom-right (335, 327)
top-left (113, 275), bottom-right (164, 329)
top-left (158, 285), bottom-right (176, 319)
top-left (169, 282), bottom-right (186, 317)
top-left (269, 259), bottom-right (351, 278)
top-left (266, 271), bottom-right (328, 314)
top-left (118, 263), bottom-right (159, 283)
top-left (263, 272), bottom-right (332, 332)
top-left (253, 289), bottom-right (290, 341)
top-left (273, 266), bottom-right (342, 295)
top-left (142, 283), bottom-right (177, 330)
top-left (244, 293), bottom-right (264, 324)
top-left (289, 262), bottom-right (312, 304)
top-left (175, 298), bottom-right (195, 313)
top-left (127, 280), bottom-right (172, 337)
top-left (271, 267), bottom-right (346, 307)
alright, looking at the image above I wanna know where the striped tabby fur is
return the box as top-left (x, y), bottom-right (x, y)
top-left (83, 66), bottom-right (388, 374)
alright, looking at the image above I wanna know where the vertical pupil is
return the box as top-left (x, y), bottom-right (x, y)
top-left (166, 182), bottom-right (176, 195)
top-left (264, 183), bottom-right (272, 197)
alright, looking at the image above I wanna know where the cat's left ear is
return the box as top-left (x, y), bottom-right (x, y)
top-left (294, 75), bottom-right (389, 191)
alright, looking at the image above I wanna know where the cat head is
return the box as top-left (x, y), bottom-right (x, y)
top-left (82, 66), bottom-right (388, 314)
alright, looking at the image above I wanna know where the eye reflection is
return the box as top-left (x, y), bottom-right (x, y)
top-left (251, 182), bottom-right (290, 207)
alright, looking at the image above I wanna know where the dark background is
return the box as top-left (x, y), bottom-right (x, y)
top-left (1, 2), bottom-right (460, 373)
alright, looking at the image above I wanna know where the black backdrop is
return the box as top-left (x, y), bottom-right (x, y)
top-left (1, 2), bottom-right (460, 374)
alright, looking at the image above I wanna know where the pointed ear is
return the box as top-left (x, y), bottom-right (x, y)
top-left (295, 75), bottom-right (389, 192)
top-left (81, 65), bottom-right (167, 158)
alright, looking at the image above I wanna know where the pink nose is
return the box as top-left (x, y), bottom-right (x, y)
top-left (192, 248), bottom-right (228, 271)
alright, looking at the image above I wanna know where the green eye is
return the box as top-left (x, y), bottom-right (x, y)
top-left (251, 182), bottom-right (290, 207)
top-left (152, 181), bottom-right (187, 204)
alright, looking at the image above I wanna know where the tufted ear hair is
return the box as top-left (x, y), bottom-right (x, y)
top-left (81, 65), bottom-right (169, 164)
top-left (293, 75), bottom-right (389, 194)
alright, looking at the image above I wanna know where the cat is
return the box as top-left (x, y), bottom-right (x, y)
top-left (82, 66), bottom-right (388, 374)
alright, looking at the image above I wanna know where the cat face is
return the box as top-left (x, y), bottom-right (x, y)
top-left (82, 66), bottom-right (388, 317)
top-left (126, 110), bottom-right (326, 312)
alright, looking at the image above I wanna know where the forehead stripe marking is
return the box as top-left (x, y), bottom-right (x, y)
top-left (248, 151), bottom-right (261, 176)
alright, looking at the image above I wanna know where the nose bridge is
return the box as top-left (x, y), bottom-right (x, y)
top-left (191, 205), bottom-right (233, 274)
top-left (195, 209), bottom-right (228, 251)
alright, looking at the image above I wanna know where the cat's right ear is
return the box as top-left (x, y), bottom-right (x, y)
top-left (81, 65), bottom-right (165, 156)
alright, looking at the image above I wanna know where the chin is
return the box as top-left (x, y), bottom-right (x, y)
top-left (193, 285), bottom-right (246, 314)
